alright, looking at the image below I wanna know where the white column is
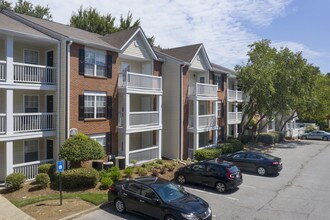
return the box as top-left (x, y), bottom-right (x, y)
top-left (157, 130), bottom-right (162, 159)
top-left (213, 101), bottom-right (218, 144)
top-left (125, 94), bottom-right (130, 129)
top-left (158, 95), bottom-right (162, 127)
top-left (194, 133), bottom-right (199, 151)
top-left (234, 124), bottom-right (238, 138)
top-left (6, 89), bottom-right (13, 134)
top-left (194, 100), bottom-right (199, 132)
top-left (5, 141), bottom-right (13, 176)
top-left (6, 37), bottom-right (14, 83)
top-left (124, 134), bottom-right (130, 167)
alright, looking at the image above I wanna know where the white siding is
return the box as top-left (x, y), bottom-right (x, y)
top-left (162, 58), bottom-right (181, 159)
top-left (0, 142), bottom-right (5, 181)
top-left (190, 53), bottom-right (208, 71)
top-left (13, 90), bottom-right (56, 112)
top-left (122, 35), bottom-right (150, 60)
top-left (13, 140), bottom-right (24, 164)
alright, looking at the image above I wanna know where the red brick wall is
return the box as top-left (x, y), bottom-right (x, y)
top-left (69, 43), bottom-right (119, 155)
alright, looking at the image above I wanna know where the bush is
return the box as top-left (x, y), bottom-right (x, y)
top-left (38, 163), bottom-right (56, 180)
top-left (194, 147), bottom-right (222, 161)
top-left (270, 131), bottom-right (285, 143)
top-left (109, 166), bottom-right (122, 182)
top-left (100, 177), bottom-right (113, 190)
top-left (155, 159), bottom-right (163, 164)
top-left (124, 167), bottom-right (134, 178)
top-left (240, 135), bottom-right (253, 144)
top-left (305, 124), bottom-right (317, 133)
top-left (5, 173), bottom-right (26, 191)
top-left (36, 173), bottom-right (50, 188)
top-left (59, 133), bottom-right (105, 166)
top-left (131, 159), bottom-right (138, 167)
top-left (220, 144), bottom-right (234, 154)
top-left (257, 133), bottom-right (275, 145)
top-left (228, 139), bottom-right (244, 152)
top-left (137, 167), bottom-right (147, 176)
top-left (56, 167), bottom-right (99, 189)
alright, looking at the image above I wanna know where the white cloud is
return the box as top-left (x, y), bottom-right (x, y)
top-left (12, 0), bottom-right (300, 69)
top-left (273, 41), bottom-right (322, 59)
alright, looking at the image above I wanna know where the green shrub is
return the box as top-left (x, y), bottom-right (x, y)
top-left (35, 173), bottom-right (50, 188)
top-left (99, 177), bottom-right (113, 190)
top-left (257, 133), bottom-right (275, 145)
top-left (194, 147), bottom-right (222, 161)
top-left (109, 166), bottom-right (122, 182)
top-left (305, 125), bottom-right (317, 133)
top-left (155, 159), bottom-right (163, 164)
top-left (270, 131), bottom-right (285, 143)
top-left (124, 167), bottom-right (134, 178)
top-left (228, 139), bottom-right (244, 152)
top-left (99, 169), bottom-right (110, 181)
top-left (220, 144), bottom-right (234, 154)
top-left (137, 167), bottom-right (147, 176)
top-left (240, 135), bottom-right (253, 144)
top-left (5, 173), bottom-right (26, 191)
top-left (38, 163), bottom-right (56, 180)
top-left (56, 167), bottom-right (99, 189)
top-left (131, 159), bottom-right (138, 167)
top-left (59, 133), bottom-right (105, 166)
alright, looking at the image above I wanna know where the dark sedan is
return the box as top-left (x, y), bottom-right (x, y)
top-left (219, 151), bottom-right (282, 176)
top-left (108, 176), bottom-right (212, 220)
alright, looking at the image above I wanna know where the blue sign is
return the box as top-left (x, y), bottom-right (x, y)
top-left (56, 160), bottom-right (64, 172)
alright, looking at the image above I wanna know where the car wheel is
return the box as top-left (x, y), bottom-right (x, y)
top-left (257, 167), bottom-right (267, 176)
top-left (322, 136), bottom-right (329, 141)
top-left (164, 214), bottom-right (177, 220)
top-left (176, 174), bottom-right (186, 184)
top-left (301, 136), bottom-right (307, 140)
top-left (114, 198), bottom-right (126, 213)
top-left (215, 182), bottom-right (226, 193)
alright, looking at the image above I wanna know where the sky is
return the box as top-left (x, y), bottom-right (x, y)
top-left (14, 0), bottom-right (330, 74)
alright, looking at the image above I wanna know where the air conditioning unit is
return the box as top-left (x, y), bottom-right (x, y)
top-left (69, 128), bottom-right (78, 136)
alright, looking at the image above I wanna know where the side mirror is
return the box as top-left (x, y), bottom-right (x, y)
top-left (152, 198), bottom-right (161, 205)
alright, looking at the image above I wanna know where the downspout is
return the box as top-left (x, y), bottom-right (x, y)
top-left (66, 41), bottom-right (73, 139)
top-left (56, 42), bottom-right (61, 160)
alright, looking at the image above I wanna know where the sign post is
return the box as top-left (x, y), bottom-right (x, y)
top-left (56, 160), bottom-right (64, 206)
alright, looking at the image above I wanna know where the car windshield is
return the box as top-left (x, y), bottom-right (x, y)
top-left (153, 182), bottom-right (187, 203)
top-left (262, 153), bottom-right (276, 160)
top-left (229, 165), bottom-right (239, 173)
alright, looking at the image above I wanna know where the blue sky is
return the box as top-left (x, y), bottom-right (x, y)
top-left (18, 0), bottom-right (330, 73)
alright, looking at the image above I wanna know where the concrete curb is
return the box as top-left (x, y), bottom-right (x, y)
top-left (60, 202), bottom-right (109, 220)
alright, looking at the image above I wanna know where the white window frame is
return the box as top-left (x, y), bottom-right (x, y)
top-left (216, 101), bottom-right (222, 118)
top-left (23, 49), bottom-right (39, 65)
top-left (214, 74), bottom-right (222, 91)
top-left (89, 133), bottom-right (106, 151)
top-left (84, 91), bottom-right (107, 119)
top-left (84, 48), bottom-right (106, 77)
top-left (24, 139), bottom-right (39, 162)
top-left (23, 94), bottom-right (39, 113)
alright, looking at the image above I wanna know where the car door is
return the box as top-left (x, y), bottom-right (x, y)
top-left (121, 183), bottom-right (142, 212)
top-left (202, 163), bottom-right (219, 186)
top-left (229, 152), bottom-right (247, 170)
top-left (138, 185), bottom-right (163, 219)
top-left (244, 153), bottom-right (260, 172)
top-left (187, 162), bottom-right (206, 184)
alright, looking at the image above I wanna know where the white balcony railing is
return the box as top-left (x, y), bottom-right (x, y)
top-left (188, 114), bottom-right (216, 129)
top-left (228, 89), bottom-right (243, 101)
top-left (119, 72), bottom-right (162, 92)
top-left (189, 83), bottom-right (217, 99)
top-left (13, 159), bottom-right (54, 180)
top-left (130, 111), bottom-right (159, 127)
top-left (13, 113), bottom-right (56, 132)
top-left (0, 113), bottom-right (5, 134)
top-left (0, 60), bottom-right (6, 81)
top-left (228, 112), bottom-right (242, 123)
top-left (13, 62), bottom-right (56, 84)
top-left (128, 146), bottom-right (159, 163)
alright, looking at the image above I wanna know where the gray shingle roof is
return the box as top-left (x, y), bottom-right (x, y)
top-left (101, 26), bottom-right (140, 49)
top-left (211, 63), bottom-right (235, 74)
top-left (159, 44), bottom-right (202, 63)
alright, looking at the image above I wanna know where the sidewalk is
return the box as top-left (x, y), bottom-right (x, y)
top-left (0, 188), bottom-right (35, 220)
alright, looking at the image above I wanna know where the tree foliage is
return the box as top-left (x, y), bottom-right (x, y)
top-left (0, 0), bottom-right (52, 20)
top-left (59, 133), bottom-right (105, 164)
top-left (236, 39), bottom-right (322, 139)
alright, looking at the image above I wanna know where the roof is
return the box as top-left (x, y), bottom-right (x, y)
top-left (211, 63), bottom-right (235, 74)
top-left (160, 44), bottom-right (202, 63)
top-left (101, 26), bottom-right (140, 49)
top-left (2, 10), bottom-right (117, 50)
top-left (0, 12), bottom-right (52, 40)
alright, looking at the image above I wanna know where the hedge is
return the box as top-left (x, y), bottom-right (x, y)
top-left (38, 163), bottom-right (56, 180)
top-left (36, 173), bottom-right (50, 188)
top-left (55, 167), bottom-right (99, 189)
top-left (257, 132), bottom-right (284, 145)
top-left (5, 173), bottom-right (26, 191)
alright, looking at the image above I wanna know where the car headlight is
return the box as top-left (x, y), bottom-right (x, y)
top-left (181, 213), bottom-right (199, 220)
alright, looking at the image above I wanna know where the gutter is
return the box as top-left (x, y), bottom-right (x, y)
top-left (66, 40), bottom-right (73, 139)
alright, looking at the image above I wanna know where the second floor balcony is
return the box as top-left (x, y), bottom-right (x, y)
top-left (118, 72), bottom-right (162, 95)
top-left (228, 112), bottom-right (242, 124)
top-left (228, 89), bottom-right (243, 102)
top-left (118, 111), bottom-right (161, 131)
top-left (188, 114), bottom-right (217, 132)
top-left (188, 83), bottom-right (218, 100)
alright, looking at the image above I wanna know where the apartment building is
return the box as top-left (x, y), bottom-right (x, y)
top-left (157, 44), bottom-right (223, 159)
top-left (0, 10), bottom-right (162, 181)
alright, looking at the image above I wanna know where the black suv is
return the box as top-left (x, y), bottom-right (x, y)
top-left (175, 159), bottom-right (242, 193)
top-left (108, 176), bottom-right (212, 220)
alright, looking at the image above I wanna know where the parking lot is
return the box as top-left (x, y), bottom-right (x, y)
top-left (76, 140), bottom-right (330, 220)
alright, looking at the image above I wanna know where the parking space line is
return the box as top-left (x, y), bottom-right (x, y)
top-left (224, 196), bottom-right (239, 201)
top-left (186, 187), bottom-right (240, 201)
top-left (240, 184), bottom-right (257, 189)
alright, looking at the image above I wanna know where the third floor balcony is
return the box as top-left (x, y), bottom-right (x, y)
top-left (228, 89), bottom-right (243, 102)
top-left (118, 72), bottom-right (162, 95)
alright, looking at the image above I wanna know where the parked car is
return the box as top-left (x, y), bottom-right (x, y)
top-left (219, 151), bottom-right (282, 176)
top-left (108, 176), bottom-right (212, 220)
top-left (300, 130), bottom-right (330, 141)
top-left (174, 160), bottom-right (242, 193)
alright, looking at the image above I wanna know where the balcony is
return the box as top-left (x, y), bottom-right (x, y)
top-left (228, 89), bottom-right (243, 102)
top-left (13, 113), bottom-right (56, 133)
top-left (118, 72), bottom-right (162, 94)
top-left (0, 114), bottom-right (5, 134)
top-left (0, 60), bottom-right (5, 81)
top-left (13, 63), bottom-right (56, 84)
top-left (189, 83), bottom-right (217, 100)
top-left (188, 114), bottom-right (217, 132)
top-left (128, 146), bottom-right (159, 164)
top-left (118, 111), bottom-right (160, 131)
top-left (228, 112), bottom-right (242, 124)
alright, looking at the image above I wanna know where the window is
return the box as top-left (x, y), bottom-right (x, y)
top-left (85, 49), bottom-right (106, 77)
top-left (213, 75), bottom-right (222, 90)
top-left (90, 134), bottom-right (106, 151)
top-left (24, 95), bottom-right (38, 113)
top-left (84, 92), bottom-right (106, 119)
top-left (24, 49), bottom-right (39, 65)
top-left (141, 186), bottom-right (157, 200)
top-left (233, 153), bottom-right (245, 159)
top-left (125, 183), bottom-right (141, 194)
top-left (24, 140), bottom-right (38, 162)
top-left (192, 163), bottom-right (205, 172)
top-left (217, 101), bottom-right (222, 118)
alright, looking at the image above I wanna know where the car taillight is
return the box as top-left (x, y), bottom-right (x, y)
top-left (272, 161), bottom-right (279, 165)
top-left (108, 185), bottom-right (115, 192)
top-left (226, 168), bottom-right (234, 180)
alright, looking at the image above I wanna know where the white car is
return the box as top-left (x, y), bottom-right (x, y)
top-left (300, 131), bottom-right (330, 141)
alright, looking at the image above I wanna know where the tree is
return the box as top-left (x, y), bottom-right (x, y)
top-left (118, 11), bottom-right (140, 31)
top-left (0, 0), bottom-right (52, 20)
top-left (236, 39), bottom-right (321, 140)
top-left (59, 133), bottom-right (105, 168)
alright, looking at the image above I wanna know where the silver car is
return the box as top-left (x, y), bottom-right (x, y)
top-left (301, 130), bottom-right (330, 141)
